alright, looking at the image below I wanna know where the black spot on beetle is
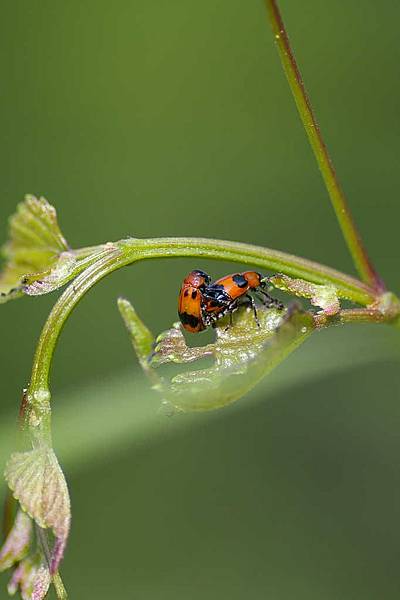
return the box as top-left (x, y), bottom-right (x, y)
top-left (179, 312), bottom-right (200, 328)
top-left (232, 273), bottom-right (248, 288)
top-left (203, 285), bottom-right (231, 304)
top-left (191, 290), bottom-right (198, 300)
top-left (184, 289), bottom-right (189, 297)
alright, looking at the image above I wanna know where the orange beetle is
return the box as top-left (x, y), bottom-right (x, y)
top-left (202, 271), bottom-right (282, 326)
top-left (178, 270), bottom-right (211, 333)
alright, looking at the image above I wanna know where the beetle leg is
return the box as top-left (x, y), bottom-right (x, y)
top-left (222, 310), bottom-right (235, 332)
top-left (244, 294), bottom-right (260, 327)
top-left (258, 289), bottom-right (284, 310)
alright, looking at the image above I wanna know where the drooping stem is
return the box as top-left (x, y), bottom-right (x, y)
top-left (28, 235), bottom-right (377, 395)
top-left (264, 0), bottom-right (385, 292)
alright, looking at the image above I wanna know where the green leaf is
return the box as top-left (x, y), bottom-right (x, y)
top-left (7, 553), bottom-right (51, 600)
top-left (0, 509), bottom-right (32, 571)
top-left (118, 297), bottom-right (156, 375)
top-left (4, 446), bottom-right (71, 575)
top-left (120, 299), bottom-right (315, 412)
top-left (31, 563), bottom-right (51, 600)
top-left (157, 307), bottom-right (314, 411)
top-left (270, 273), bottom-right (340, 315)
top-left (0, 195), bottom-right (69, 300)
top-left (0, 196), bottom-right (119, 302)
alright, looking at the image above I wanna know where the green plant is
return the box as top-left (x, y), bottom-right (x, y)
top-left (0, 2), bottom-right (398, 598)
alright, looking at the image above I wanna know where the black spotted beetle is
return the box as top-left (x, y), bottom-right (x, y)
top-left (178, 270), bottom-right (283, 332)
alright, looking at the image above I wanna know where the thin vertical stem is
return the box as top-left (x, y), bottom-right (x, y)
top-left (264, 0), bottom-right (385, 292)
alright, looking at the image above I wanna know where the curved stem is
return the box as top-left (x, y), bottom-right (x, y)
top-left (264, 0), bottom-right (385, 292)
top-left (28, 236), bottom-right (377, 393)
top-left (120, 237), bottom-right (376, 304)
top-left (29, 246), bottom-right (123, 391)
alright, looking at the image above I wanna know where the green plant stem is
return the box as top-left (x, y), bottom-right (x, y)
top-left (29, 246), bottom-right (123, 392)
top-left (71, 244), bottom-right (110, 259)
top-left (28, 236), bottom-right (377, 395)
top-left (52, 573), bottom-right (68, 600)
top-left (314, 307), bottom-right (392, 329)
top-left (264, 0), bottom-right (385, 292)
top-left (120, 237), bottom-right (375, 303)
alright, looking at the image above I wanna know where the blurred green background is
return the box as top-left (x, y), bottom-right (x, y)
top-left (1, 1), bottom-right (400, 598)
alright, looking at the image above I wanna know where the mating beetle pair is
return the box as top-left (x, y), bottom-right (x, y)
top-left (178, 270), bottom-right (283, 333)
